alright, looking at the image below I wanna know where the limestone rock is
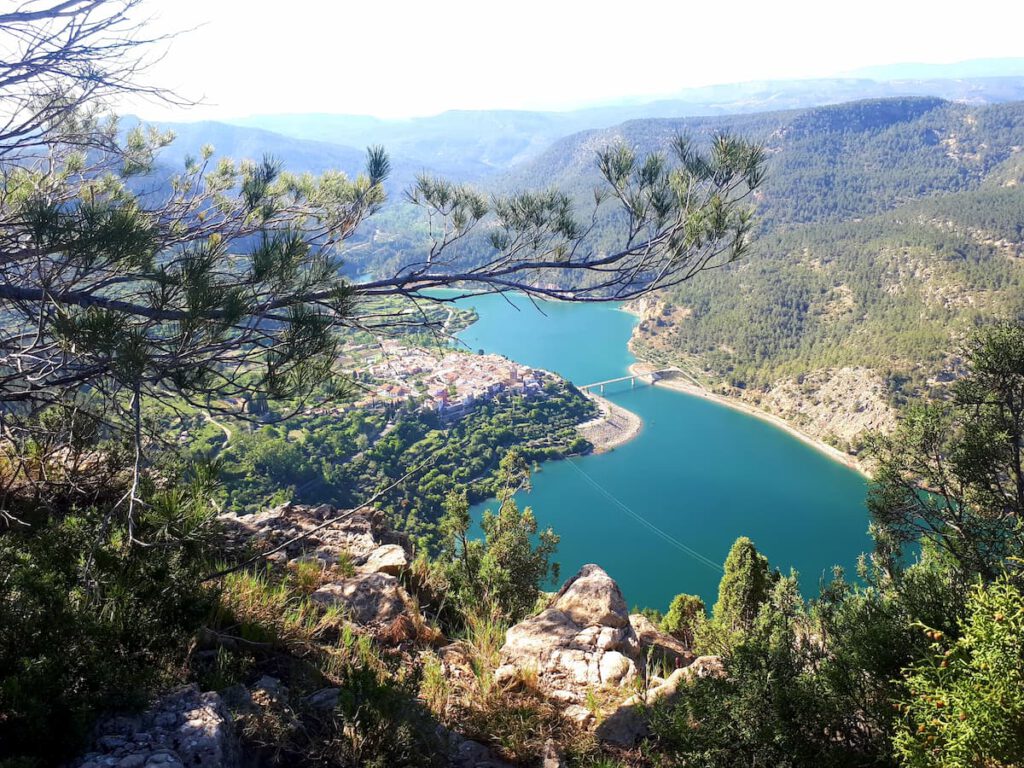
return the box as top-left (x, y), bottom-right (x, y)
top-left (494, 565), bottom-right (647, 706)
top-left (357, 543), bottom-right (408, 576)
top-left (218, 504), bottom-right (410, 573)
top-left (74, 685), bottom-right (236, 768)
top-left (564, 704), bottom-right (595, 728)
top-left (551, 563), bottom-right (629, 628)
top-left (311, 572), bottom-right (408, 626)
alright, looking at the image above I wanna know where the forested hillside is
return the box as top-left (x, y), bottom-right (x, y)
top-left (228, 69), bottom-right (1024, 179)
top-left (479, 97), bottom-right (1024, 449)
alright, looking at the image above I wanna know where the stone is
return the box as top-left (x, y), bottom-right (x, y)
top-left (305, 687), bottom-right (341, 710)
top-left (550, 564), bottom-right (629, 628)
top-left (685, 654), bottom-right (725, 679)
top-left (542, 738), bottom-right (566, 768)
top-left (253, 675), bottom-right (287, 704)
top-left (311, 572), bottom-right (408, 626)
top-left (564, 704), bottom-right (595, 728)
top-left (598, 651), bottom-right (635, 686)
top-left (357, 543), bottom-right (409, 575)
top-left (73, 686), bottom-right (237, 768)
top-left (435, 726), bottom-right (514, 768)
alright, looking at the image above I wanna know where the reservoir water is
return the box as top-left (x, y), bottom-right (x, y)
top-left (456, 293), bottom-right (871, 611)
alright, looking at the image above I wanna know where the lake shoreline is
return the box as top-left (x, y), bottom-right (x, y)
top-left (576, 393), bottom-right (643, 453)
top-left (628, 362), bottom-right (870, 478)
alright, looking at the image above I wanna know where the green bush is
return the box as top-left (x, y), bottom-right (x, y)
top-left (0, 481), bottom-right (216, 765)
top-left (893, 575), bottom-right (1024, 767)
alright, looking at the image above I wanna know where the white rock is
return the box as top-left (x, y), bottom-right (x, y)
top-left (598, 651), bottom-right (635, 686)
top-left (357, 543), bottom-right (408, 576)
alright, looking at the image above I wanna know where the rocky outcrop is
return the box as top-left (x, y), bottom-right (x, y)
top-left (493, 564), bottom-right (724, 747)
top-left (494, 565), bottom-right (702, 705)
top-left (74, 686), bottom-right (236, 768)
top-left (493, 565), bottom-right (643, 702)
top-left (311, 571), bottom-right (408, 625)
top-left (753, 366), bottom-right (897, 449)
top-left (220, 503), bottom-right (413, 631)
top-left (219, 502), bottom-right (409, 575)
top-left (629, 613), bottom-right (694, 669)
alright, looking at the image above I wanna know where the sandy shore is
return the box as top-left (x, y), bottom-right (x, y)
top-left (628, 363), bottom-right (869, 477)
top-left (576, 393), bottom-right (643, 453)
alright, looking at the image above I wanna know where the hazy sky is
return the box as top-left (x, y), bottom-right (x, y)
top-left (128, 0), bottom-right (1024, 120)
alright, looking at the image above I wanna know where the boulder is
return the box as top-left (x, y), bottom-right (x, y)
top-left (357, 543), bottom-right (409, 576)
top-left (551, 563), bottom-right (629, 628)
top-left (74, 685), bottom-right (237, 768)
top-left (493, 565), bottom-right (645, 705)
top-left (311, 572), bottom-right (408, 626)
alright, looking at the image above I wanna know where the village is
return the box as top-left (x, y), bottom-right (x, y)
top-left (346, 340), bottom-right (550, 420)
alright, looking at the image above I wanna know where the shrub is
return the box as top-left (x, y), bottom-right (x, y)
top-left (0, 486), bottom-right (216, 765)
top-left (893, 575), bottom-right (1024, 767)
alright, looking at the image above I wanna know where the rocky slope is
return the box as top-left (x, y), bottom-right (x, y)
top-left (73, 504), bottom-right (719, 767)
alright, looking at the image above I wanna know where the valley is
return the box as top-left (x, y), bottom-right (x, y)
top-left (6, 6), bottom-right (1024, 762)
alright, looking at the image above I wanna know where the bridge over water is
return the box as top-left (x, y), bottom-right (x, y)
top-left (578, 367), bottom-right (683, 394)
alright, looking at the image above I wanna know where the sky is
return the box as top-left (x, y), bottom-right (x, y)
top-left (127, 0), bottom-right (1024, 121)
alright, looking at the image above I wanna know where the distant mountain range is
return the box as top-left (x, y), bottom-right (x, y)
top-left (142, 60), bottom-right (1024, 187)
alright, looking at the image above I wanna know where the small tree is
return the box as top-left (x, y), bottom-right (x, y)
top-left (662, 592), bottom-right (706, 648)
top-left (717, 538), bottom-right (775, 629)
top-left (868, 322), bottom-right (1024, 579)
top-left (436, 454), bottom-right (558, 624)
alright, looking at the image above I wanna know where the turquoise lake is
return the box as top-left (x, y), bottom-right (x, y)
top-left (455, 293), bottom-right (872, 612)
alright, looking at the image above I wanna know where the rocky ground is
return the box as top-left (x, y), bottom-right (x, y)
top-left (576, 394), bottom-right (643, 452)
top-left (72, 504), bottom-right (719, 767)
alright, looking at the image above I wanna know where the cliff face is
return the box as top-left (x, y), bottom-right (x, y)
top-left (749, 367), bottom-right (898, 450)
